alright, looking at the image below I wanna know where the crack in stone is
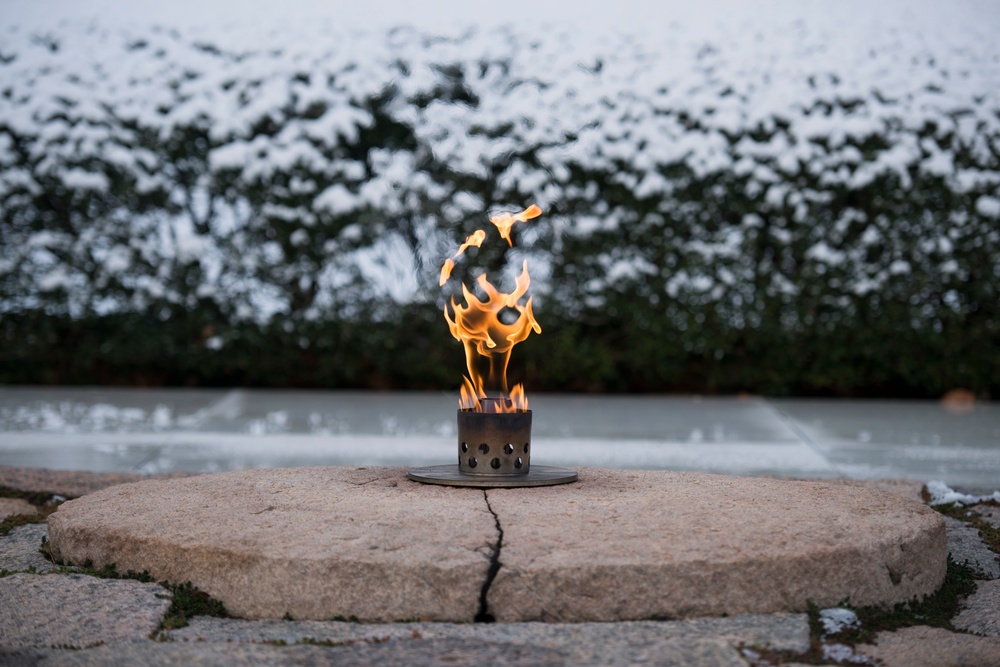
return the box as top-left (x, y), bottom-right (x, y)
top-left (475, 489), bottom-right (503, 623)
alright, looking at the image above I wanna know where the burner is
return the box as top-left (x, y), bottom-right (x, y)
top-left (408, 407), bottom-right (577, 488)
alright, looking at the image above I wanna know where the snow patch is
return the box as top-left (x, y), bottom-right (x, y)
top-left (926, 480), bottom-right (1000, 506)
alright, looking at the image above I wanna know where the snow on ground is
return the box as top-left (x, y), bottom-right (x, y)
top-left (926, 480), bottom-right (1000, 506)
top-left (820, 608), bottom-right (861, 635)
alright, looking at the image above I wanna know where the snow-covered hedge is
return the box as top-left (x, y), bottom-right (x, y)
top-left (1, 17), bottom-right (998, 394)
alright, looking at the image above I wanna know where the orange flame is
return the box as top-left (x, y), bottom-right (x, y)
top-left (439, 230), bottom-right (487, 286)
top-left (442, 205), bottom-right (542, 412)
top-left (489, 204), bottom-right (542, 246)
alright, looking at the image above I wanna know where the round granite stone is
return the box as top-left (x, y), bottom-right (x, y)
top-left (47, 466), bottom-right (946, 622)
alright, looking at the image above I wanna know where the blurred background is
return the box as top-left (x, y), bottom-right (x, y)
top-left (2, 0), bottom-right (998, 397)
top-left (1, 1), bottom-right (998, 487)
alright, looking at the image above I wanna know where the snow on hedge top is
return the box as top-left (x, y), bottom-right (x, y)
top-left (3, 5), bottom-right (996, 208)
top-left (4, 1), bottom-right (998, 172)
top-left (1, 1), bottom-right (999, 320)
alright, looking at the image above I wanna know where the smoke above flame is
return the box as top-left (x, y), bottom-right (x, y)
top-left (442, 205), bottom-right (542, 413)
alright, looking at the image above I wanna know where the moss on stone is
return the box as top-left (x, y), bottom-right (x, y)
top-left (38, 553), bottom-right (228, 632)
top-left (0, 511), bottom-right (47, 537)
top-left (740, 559), bottom-right (979, 665)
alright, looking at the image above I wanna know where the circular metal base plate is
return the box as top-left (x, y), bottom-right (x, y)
top-left (407, 464), bottom-right (578, 488)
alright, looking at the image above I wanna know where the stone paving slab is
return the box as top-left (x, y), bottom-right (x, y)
top-left (0, 497), bottom-right (36, 520)
top-left (48, 466), bottom-right (495, 622)
top-left (0, 523), bottom-right (58, 573)
top-left (486, 468), bottom-right (946, 621)
top-left (0, 466), bottom-right (187, 498)
top-left (857, 626), bottom-right (1000, 667)
top-left (954, 579), bottom-right (1000, 637)
top-left (170, 613), bottom-right (810, 652)
top-left (2, 465), bottom-right (998, 666)
top-left (48, 466), bottom-right (947, 623)
top-left (7, 467), bottom-right (200, 500)
top-left (975, 504), bottom-right (1000, 527)
top-left (943, 516), bottom-right (1000, 579)
top-left (0, 573), bottom-right (171, 648)
top-left (0, 637), bottom-right (749, 667)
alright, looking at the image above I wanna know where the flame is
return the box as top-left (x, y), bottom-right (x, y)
top-left (509, 383), bottom-right (527, 411)
top-left (442, 205), bottom-right (542, 412)
top-left (439, 229), bottom-right (487, 286)
top-left (489, 204), bottom-right (542, 246)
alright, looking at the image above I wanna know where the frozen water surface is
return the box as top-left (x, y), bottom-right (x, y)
top-left (0, 387), bottom-right (997, 490)
top-left (772, 400), bottom-right (1000, 490)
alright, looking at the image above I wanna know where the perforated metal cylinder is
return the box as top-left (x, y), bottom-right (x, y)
top-left (457, 406), bottom-right (531, 476)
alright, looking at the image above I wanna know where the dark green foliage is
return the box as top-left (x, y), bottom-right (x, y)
top-left (0, 486), bottom-right (62, 506)
top-left (2, 39), bottom-right (998, 398)
top-left (161, 581), bottom-right (229, 630)
top-left (297, 637), bottom-right (352, 647)
top-left (63, 560), bottom-right (151, 581)
top-left (331, 615), bottom-right (360, 623)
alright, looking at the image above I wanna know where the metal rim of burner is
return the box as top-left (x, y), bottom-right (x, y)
top-left (407, 399), bottom-right (577, 488)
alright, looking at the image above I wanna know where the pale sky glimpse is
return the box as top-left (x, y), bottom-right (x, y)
top-left (5, 0), bottom-right (999, 34)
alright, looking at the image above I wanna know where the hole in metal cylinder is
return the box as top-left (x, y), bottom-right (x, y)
top-left (468, 457), bottom-right (478, 468)
top-left (504, 443), bottom-right (514, 455)
top-left (490, 457), bottom-right (501, 469)
top-left (515, 457), bottom-right (523, 469)
top-left (479, 443), bottom-right (489, 454)
top-left (523, 442), bottom-right (530, 454)
top-left (461, 442), bottom-right (469, 453)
